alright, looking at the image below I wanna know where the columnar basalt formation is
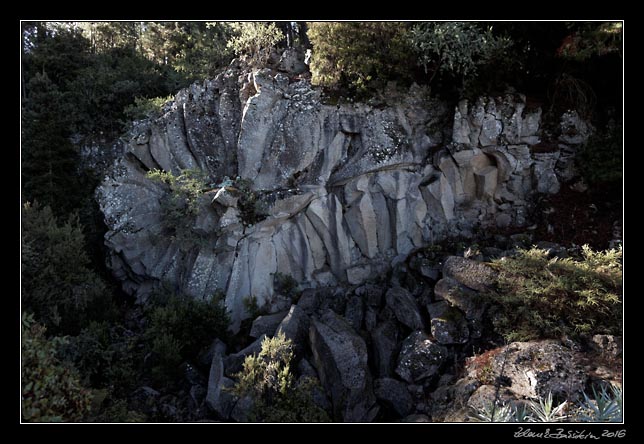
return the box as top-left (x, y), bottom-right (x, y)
top-left (97, 63), bottom-right (589, 332)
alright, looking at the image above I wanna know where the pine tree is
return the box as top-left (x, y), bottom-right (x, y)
top-left (21, 73), bottom-right (81, 215)
top-left (21, 202), bottom-right (108, 335)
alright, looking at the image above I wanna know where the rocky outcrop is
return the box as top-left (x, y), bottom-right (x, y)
top-left (431, 337), bottom-right (622, 422)
top-left (97, 62), bottom-right (591, 332)
top-left (309, 310), bottom-right (379, 422)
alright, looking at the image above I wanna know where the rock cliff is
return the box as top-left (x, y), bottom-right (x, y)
top-left (96, 62), bottom-right (590, 332)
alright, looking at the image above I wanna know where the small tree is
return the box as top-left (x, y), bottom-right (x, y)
top-left (21, 202), bottom-right (109, 335)
top-left (408, 22), bottom-right (512, 86)
top-left (307, 22), bottom-right (414, 95)
top-left (144, 288), bottom-right (230, 384)
top-left (226, 22), bottom-right (284, 65)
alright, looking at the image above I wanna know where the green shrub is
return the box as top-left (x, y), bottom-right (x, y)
top-left (150, 333), bottom-right (184, 384)
top-left (226, 22), bottom-right (284, 65)
top-left (307, 22), bottom-right (415, 95)
top-left (123, 95), bottom-right (174, 121)
top-left (242, 294), bottom-right (265, 319)
top-left (59, 321), bottom-right (139, 396)
top-left (22, 312), bottom-right (92, 422)
top-left (576, 122), bottom-right (622, 186)
top-left (90, 398), bottom-right (147, 423)
top-left (146, 169), bottom-right (211, 248)
top-left (485, 246), bottom-right (622, 341)
top-left (408, 22), bottom-right (512, 87)
top-left (273, 272), bottom-right (299, 299)
top-left (21, 202), bottom-right (109, 335)
top-left (235, 178), bottom-right (269, 227)
top-left (144, 288), bottom-right (230, 383)
top-left (232, 333), bottom-right (330, 422)
top-left (556, 22), bottom-right (622, 61)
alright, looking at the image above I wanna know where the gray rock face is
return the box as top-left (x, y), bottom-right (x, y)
top-left (96, 65), bottom-right (587, 332)
top-left (309, 310), bottom-right (379, 422)
top-left (395, 331), bottom-right (448, 383)
top-left (385, 286), bottom-right (424, 330)
top-left (374, 378), bottom-right (414, 417)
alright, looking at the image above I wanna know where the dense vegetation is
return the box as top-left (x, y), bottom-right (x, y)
top-left (21, 21), bottom-right (622, 422)
top-left (485, 246), bottom-right (623, 342)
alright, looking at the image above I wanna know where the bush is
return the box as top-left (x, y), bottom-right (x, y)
top-left (123, 95), bottom-right (174, 121)
top-left (576, 122), bottom-right (622, 186)
top-left (149, 333), bottom-right (184, 384)
top-left (146, 169), bottom-right (211, 248)
top-left (235, 178), bottom-right (269, 227)
top-left (58, 321), bottom-right (139, 396)
top-left (485, 246), bottom-right (622, 341)
top-left (307, 22), bottom-right (415, 95)
top-left (22, 313), bottom-right (92, 422)
top-left (90, 398), bottom-right (147, 423)
top-left (144, 288), bottom-right (230, 383)
top-left (232, 333), bottom-right (330, 422)
top-left (21, 202), bottom-right (110, 335)
top-left (408, 22), bottom-right (512, 88)
top-left (273, 272), bottom-right (299, 300)
top-left (226, 22), bottom-right (284, 65)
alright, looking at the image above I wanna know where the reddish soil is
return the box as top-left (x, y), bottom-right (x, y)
top-left (531, 183), bottom-right (622, 250)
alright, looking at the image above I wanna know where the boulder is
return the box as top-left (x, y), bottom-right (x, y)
top-left (374, 378), bottom-right (414, 417)
top-left (297, 357), bottom-right (319, 379)
top-left (309, 310), bottom-right (379, 422)
top-left (395, 331), bottom-right (448, 383)
top-left (385, 286), bottom-right (424, 330)
top-left (230, 395), bottom-right (254, 423)
top-left (442, 256), bottom-right (496, 292)
top-left (249, 310), bottom-right (289, 338)
top-left (464, 340), bottom-right (589, 402)
top-left (402, 414), bottom-right (431, 423)
top-left (371, 320), bottom-right (400, 378)
top-left (344, 295), bottom-right (365, 331)
top-left (276, 304), bottom-right (310, 356)
top-left (590, 335), bottom-right (622, 359)
top-left (426, 301), bottom-right (469, 345)
top-left (433, 277), bottom-right (486, 323)
top-left (356, 284), bottom-right (384, 307)
top-left (205, 339), bottom-right (237, 419)
top-left (224, 335), bottom-right (266, 377)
